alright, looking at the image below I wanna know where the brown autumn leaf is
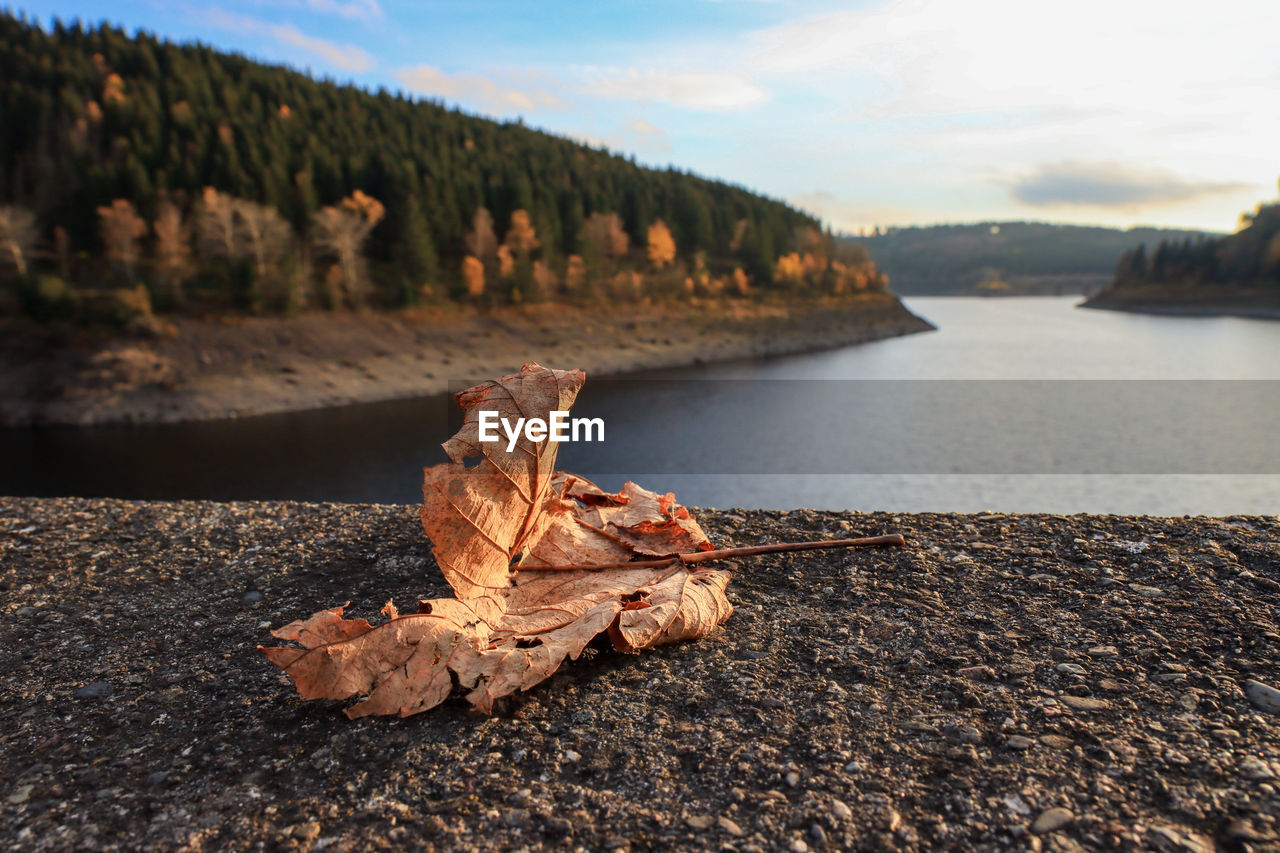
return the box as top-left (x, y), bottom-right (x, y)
top-left (262, 363), bottom-right (734, 717)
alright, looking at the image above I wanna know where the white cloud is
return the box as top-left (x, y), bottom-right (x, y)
top-left (750, 0), bottom-right (1280, 120)
top-left (579, 68), bottom-right (768, 110)
top-left (622, 117), bottom-right (672, 151)
top-left (206, 10), bottom-right (374, 72)
top-left (1010, 162), bottom-right (1250, 209)
top-left (395, 66), bottom-right (565, 115)
top-left (302, 0), bottom-right (383, 20)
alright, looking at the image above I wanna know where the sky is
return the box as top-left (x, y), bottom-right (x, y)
top-left (13, 0), bottom-right (1280, 233)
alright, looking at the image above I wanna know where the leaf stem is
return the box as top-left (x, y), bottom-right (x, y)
top-left (516, 533), bottom-right (906, 573)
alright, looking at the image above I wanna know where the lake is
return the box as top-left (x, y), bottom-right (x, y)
top-left (3, 296), bottom-right (1278, 515)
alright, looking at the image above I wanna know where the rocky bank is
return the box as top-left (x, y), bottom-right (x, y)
top-left (0, 294), bottom-right (931, 426)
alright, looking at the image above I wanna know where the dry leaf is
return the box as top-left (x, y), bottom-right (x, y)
top-left (262, 363), bottom-right (734, 717)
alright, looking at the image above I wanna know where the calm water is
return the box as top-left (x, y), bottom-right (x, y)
top-left (3, 296), bottom-right (1279, 514)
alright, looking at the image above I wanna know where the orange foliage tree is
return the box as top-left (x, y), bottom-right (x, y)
top-left (646, 219), bottom-right (676, 269)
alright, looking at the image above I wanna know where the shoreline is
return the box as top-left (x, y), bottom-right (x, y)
top-left (3, 496), bottom-right (1276, 851)
top-left (0, 294), bottom-right (933, 427)
top-left (1080, 301), bottom-right (1280, 320)
top-left (1080, 289), bottom-right (1280, 320)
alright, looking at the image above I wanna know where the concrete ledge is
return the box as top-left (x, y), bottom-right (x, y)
top-left (2, 497), bottom-right (1278, 850)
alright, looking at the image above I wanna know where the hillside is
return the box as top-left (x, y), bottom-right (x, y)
top-left (0, 13), bottom-right (884, 321)
top-left (842, 222), bottom-right (1214, 296)
top-left (1084, 187), bottom-right (1280, 318)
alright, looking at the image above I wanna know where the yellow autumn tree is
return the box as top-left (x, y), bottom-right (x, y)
top-left (647, 219), bottom-right (676, 269)
top-left (773, 252), bottom-right (806, 287)
top-left (462, 255), bottom-right (485, 296)
top-left (496, 245), bottom-right (515, 279)
top-left (504, 210), bottom-right (539, 252)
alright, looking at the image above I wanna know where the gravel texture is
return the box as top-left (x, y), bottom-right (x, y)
top-left (2, 497), bottom-right (1279, 851)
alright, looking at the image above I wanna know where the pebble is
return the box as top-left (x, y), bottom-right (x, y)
top-left (1239, 757), bottom-right (1275, 781)
top-left (242, 591), bottom-right (262, 604)
top-left (1030, 807), bottom-right (1074, 834)
top-left (1058, 695), bottom-right (1109, 711)
top-left (686, 815), bottom-right (715, 830)
top-left (1147, 824), bottom-right (1214, 853)
top-left (784, 771), bottom-right (800, 788)
top-left (1088, 645), bottom-right (1119, 657)
top-left (1005, 735), bottom-right (1035, 750)
top-left (562, 750), bottom-right (581, 764)
top-left (144, 771), bottom-right (170, 787)
top-left (958, 665), bottom-right (995, 681)
top-left (1243, 679), bottom-right (1280, 714)
top-left (8, 784), bottom-right (33, 804)
top-left (843, 761), bottom-right (863, 773)
top-left (75, 682), bottom-right (112, 699)
top-left (943, 724), bottom-right (981, 744)
top-left (1128, 584), bottom-right (1165, 597)
top-left (876, 807), bottom-right (902, 832)
top-left (543, 817), bottom-right (572, 838)
top-left (830, 798), bottom-right (853, 821)
top-left (789, 840), bottom-right (809, 853)
top-left (717, 817), bottom-right (744, 836)
top-left (1055, 663), bottom-right (1086, 676)
top-left (1039, 734), bottom-right (1073, 749)
top-left (809, 824), bottom-right (827, 843)
top-left (15, 606), bottom-right (36, 617)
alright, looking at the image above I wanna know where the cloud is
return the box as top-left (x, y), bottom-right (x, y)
top-left (579, 68), bottom-right (767, 110)
top-left (395, 66), bottom-right (565, 115)
top-left (1011, 163), bottom-right (1250, 208)
top-left (621, 117), bottom-right (672, 151)
top-left (748, 0), bottom-right (1280, 120)
top-left (206, 10), bottom-right (373, 72)
top-left (787, 190), bottom-right (919, 232)
top-left (237, 0), bottom-right (383, 21)
top-left (301, 0), bottom-right (383, 20)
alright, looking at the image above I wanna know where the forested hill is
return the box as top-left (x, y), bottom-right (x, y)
top-left (1102, 191), bottom-right (1280, 296)
top-left (843, 222), bottom-right (1214, 295)
top-left (0, 13), bottom-right (880, 320)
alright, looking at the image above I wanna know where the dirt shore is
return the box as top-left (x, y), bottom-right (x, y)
top-left (0, 294), bottom-right (931, 426)
top-left (2, 497), bottom-right (1277, 851)
top-left (1081, 288), bottom-right (1280, 321)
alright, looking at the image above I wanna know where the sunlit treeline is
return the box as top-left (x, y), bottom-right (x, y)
top-left (0, 13), bottom-right (886, 324)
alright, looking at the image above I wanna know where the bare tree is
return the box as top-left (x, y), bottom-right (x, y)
top-left (97, 199), bottom-right (147, 282)
top-left (583, 212), bottom-right (629, 266)
top-left (196, 187), bottom-right (237, 259)
top-left (232, 199), bottom-right (291, 279)
top-left (312, 190), bottom-right (385, 306)
top-left (152, 199), bottom-right (192, 303)
top-left (0, 205), bottom-right (40, 277)
top-left (465, 207), bottom-right (498, 265)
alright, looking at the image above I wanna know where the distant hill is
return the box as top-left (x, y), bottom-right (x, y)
top-left (1083, 187), bottom-right (1280, 317)
top-left (0, 13), bottom-right (884, 319)
top-left (841, 222), bottom-right (1215, 296)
